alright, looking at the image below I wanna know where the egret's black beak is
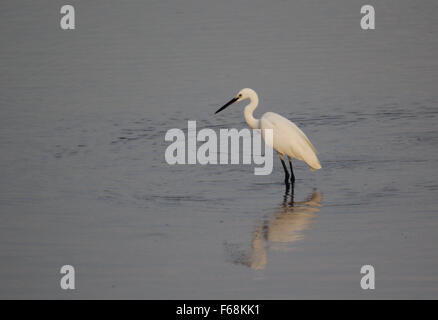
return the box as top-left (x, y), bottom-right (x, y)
top-left (215, 97), bottom-right (239, 114)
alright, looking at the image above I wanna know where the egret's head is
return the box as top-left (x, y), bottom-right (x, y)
top-left (236, 88), bottom-right (257, 102)
top-left (215, 88), bottom-right (257, 114)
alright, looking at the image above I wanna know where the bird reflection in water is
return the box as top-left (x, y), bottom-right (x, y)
top-left (225, 184), bottom-right (323, 270)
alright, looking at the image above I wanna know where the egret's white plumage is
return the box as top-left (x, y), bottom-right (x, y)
top-left (260, 112), bottom-right (321, 171)
top-left (216, 88), bottom-right (321, 180)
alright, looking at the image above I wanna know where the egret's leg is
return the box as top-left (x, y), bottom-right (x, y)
top-left (287, 156), bottom-right (295, 183)
top-left (283, 182), bottom-right (290, 205)
top-left (278, 153), bottom-right (290, 183)
top-left (283, 180), bottom-right (295, 206)
top-left (289, 181), bottom-right (295, 206)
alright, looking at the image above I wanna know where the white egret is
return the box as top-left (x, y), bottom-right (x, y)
top-left (215, 88), bottom-right (321, 182)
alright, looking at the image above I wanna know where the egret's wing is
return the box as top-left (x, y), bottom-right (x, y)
top-left (260, 112), bottom-right (322, 171)
top-left (294, 124), bottom-right (318, 155)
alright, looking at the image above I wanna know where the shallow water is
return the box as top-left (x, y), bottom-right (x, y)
top-left (0, 0), bottom-right (437, 298)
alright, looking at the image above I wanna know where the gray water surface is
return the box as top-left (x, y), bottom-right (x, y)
top-left (0, 0), bottom-right (437, 299)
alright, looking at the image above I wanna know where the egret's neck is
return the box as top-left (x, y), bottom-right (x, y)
top-left (244, 96), bottom-right (260, 129)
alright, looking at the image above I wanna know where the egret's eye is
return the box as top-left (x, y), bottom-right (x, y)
top-left (238, 94), bottom-right (242, 98)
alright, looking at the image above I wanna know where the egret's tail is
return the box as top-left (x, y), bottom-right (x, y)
top-left (309, 159), bottom-right (322, 172)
